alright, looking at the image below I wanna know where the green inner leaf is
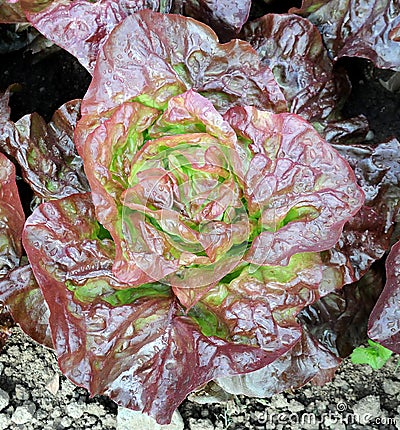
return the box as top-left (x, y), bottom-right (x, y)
top-left (188, 302), bottom-right (230, 339)
top-left (278, 206), bottom-right (320, 229)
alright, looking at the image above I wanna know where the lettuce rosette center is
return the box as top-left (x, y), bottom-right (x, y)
top-left (80, 88), bottom-right (364, 299)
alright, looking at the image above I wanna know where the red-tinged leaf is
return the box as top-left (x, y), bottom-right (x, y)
top-left (0, 264), bottom-right (53, 348)
top-left (0, 305), bottom-right (14, 351)
top-left (324, 205), bottom-right (393, 285)
top-left (224, 106), bottom-right (365, 266)
top-left (300, 263), bottom-right (385, 357)
top-left (0, 0), bottom-right (26, 23)
top-left (0, 152), bottom-right (25, 277)
top-left (80, 91), bottom-right (247, 287)
top-left (81, 101), bottom-right (161, 285)
top-left (22, 193), bottom-right (305, 424)
top-left (77, 9), bottom-right (287, 142)
top-left (2, 99), bottom-right (89, 200)
top-left (216, 329), bottom-right (341, 397)
top-left (368, 241), bottom-right (400, 353)
top-left (241, 13), bottom-right (350, 121)
top-left (320, 115), bottom-right (370, 144)
top-left (333, 139), bottom-right (400, 226)
top-left (317, 138), bottom-right (400, 285)
top-left (0, 90), bottom-right (16, 145)
top-left (21, 0), bottom-right (168, 74)
top-left (171, 0), bottom-right (251, 41)
top-left (291, 0), bottom-right (400, 71)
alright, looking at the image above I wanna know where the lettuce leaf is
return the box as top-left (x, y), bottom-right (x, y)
top-left (0, 263), bottom-right (53, 348)
top-left (0, 152), bottom-right (25, 277)
top-left (80, 87), bottom-right (363, 289)
top-left (1, 98), bottom-right (89, 200)
top-left (368, 241), bottom-right (400, 353)
top-left (216, 329), bottom-right (341, 397)
top-left (20, 0), bottom-right (170, 74)
top-left (291, 0), bottom-right (400, 71)
top-left (241, 13), bottom-right (350, 122)
top-left (171, 0), bottom-right (251, 41)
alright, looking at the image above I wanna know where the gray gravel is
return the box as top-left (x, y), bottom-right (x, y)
top-left (0, 326), bottom-right (399, 429)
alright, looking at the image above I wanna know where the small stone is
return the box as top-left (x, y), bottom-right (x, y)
top-left (51, 407), bottom-right (62, 418)
top-left (0, 389), bottom-right (9, 411)
top-left (102, 415), bottom-right (117, 428)
top-left (85, 414), bottom-right (98, 425)
top-left (85, 403), bottom-right (106, 417)
top-left (3, 367), bottom-right (13, 378)
top-left (383, 380), bottom-right (400, 396)
top-left (15, 384), bottom-right (30, 401)
top-left (60, 416), bottom-right (72, 428)
top-left (0, 414), bottom-right (9, 430)
top-left (314, 400), bottom-right (328, 413)
top-left (117, 408), bottom-right (184, 430)
top-left (288, 399), bottom-right (304, 412)
top-left (324, 417), bottom-right (346, 430)
top-left (66, 403), bottom-right (85, 419)
top-left (269, 394), bottom-right (290, 409)
top-left (352, 395), bottom-right (381, 425)
top-left (188, 418), bottom-right (214, 430)
top-left (11, 403), bottom-right (36, 425)
top-left (45, 374), bottom-right (60, 396)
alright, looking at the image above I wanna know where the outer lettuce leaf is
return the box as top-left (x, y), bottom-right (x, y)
top-left (216, 329), bottom-right (341, 397)
top-left (291, 0), bottom-right (400, 71)
top-left (21, 0), bottom-right (252, 72)
top-left (0, 264), bottom-right (53, 348)
top-left (23, 193), bottom-right (309, 424)
top-left (0, 0), bottom-right (26, 23)
top-left (241, 13), bottom-right (350, 122)
top-left (20, 0), bottom-right (170, 74)
top-left (77, 9), bottom-right (287, 144)
top-left (333, 139), bottom-right (400, 221)
top-left (171, 0), bottom-right (251, 41)
top-left (320, 115), bottom-right (370, 144)
top-left (324, 205), bottom-right (393, 285)
top-left (224, 105), bottom-right (365, 266)
top-left (300, 263), bottom-right (385, 357)
top-left (1, 99), bottom-right (89, 200)
top-left (315, 138), bottom-right (400, 285)
top-left (368, 241), bottom-right (400, 353)
top-left (0, 152), bottom-right (25, 351)
top-left (0, 152), bottom-right (25, 277)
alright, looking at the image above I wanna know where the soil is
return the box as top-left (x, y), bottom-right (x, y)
top-left (1, 24), bottom-right (400, 430)
top-left (0, 327), bottom-right (399, 430)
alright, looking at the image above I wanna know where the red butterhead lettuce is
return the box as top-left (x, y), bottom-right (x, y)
top-left (76, 10), bottom-right (363, 290)
top-left (20, 10), bottom-right (367, 423)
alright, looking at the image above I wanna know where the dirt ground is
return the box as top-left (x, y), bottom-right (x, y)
top-left (0, 326), bottom-right (397, 430)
